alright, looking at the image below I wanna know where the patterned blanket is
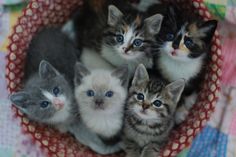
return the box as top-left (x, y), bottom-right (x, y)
top-left (0, 1), bottom-right (236, 157)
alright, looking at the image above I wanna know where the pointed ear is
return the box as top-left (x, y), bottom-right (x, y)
top-left (198, 20), bottom-right (217, 42)
top-left (74, 62), bottom-right (90, 86)
top-left (132, 64), bottom-right (149, 87)
top-left (10, 92), bottom-right (30, 109)
top-left (111, 65), bottom-right (129, 87)
top-left (39, 60), bottom-right (59, 79)
top-left (164, 79), bottom-right (185, 105)
top-left (108, 5), bottom-right (123, 26)
top-left (145, 14), bottom-right (163, 34)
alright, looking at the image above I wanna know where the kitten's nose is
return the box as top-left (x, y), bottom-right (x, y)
top-left (122, 47), bottom-right (130, 53)
top-left (53, 98), bottom-right (64, 110)
top-left (95, 99), bottom-right (104, 107)
top-left (142, 103), bottom-right (149, 110)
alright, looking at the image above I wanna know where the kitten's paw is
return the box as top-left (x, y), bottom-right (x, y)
top-left (175, 106), bottom-right (189, 124)
top-left (141, 144), bottom-right (160, 157)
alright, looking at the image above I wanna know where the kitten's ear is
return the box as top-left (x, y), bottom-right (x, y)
top-left (145, 14), bottom-right (163, 34)
top-left (111, 65), bottom-right (129, 87)
top-left (39, 60), bottom-right (59, 79)
top-left (74, 62), bottom-right (90, 85)
top-left (10, 92), bottom-right (30, 109)
top-left (198, 20), bottom-right (217, 43)
top-left (164, 79), bottom-right (185, 105)
top-left (132, 64), bottom-right (149, 87)
top-left (108, 5), bottom-right (123, 26)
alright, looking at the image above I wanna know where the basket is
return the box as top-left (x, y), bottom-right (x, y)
top-left (6, 0), bottom-right (222, 156)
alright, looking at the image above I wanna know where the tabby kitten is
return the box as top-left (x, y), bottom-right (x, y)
top-left (123, 64), bottom-right (185, 157)
top-left (10, 61), bottom-right (76, 132)
top-left (71, 62), bottom-right (129, 154)
top-left (152, 5), bottom-right (217, 123)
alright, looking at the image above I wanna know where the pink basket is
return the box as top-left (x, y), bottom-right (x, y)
top-left (6, 0), bottom-right (222, 156)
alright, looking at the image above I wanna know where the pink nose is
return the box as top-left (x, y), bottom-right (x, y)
top-left (53, 98), bottom-right (64, 110)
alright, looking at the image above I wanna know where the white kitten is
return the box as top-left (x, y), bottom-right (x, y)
top-left (71, 62), bottom-right (129, 154)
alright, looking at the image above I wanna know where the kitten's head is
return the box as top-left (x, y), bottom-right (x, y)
top-left (10, 60), bottom-right (73, 124)
top-left (156, 6), bottom-right (217, 62)
top-left (103, 5), bottom-right (163, 60)
top-left (127, 64), bottom-right (185, 124)
top-left (74, 62), bottom-right (128, 114)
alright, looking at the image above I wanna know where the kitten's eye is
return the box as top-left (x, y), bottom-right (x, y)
top-left (133, 39), bottom-right (143, 47)
top-left (87, 90), bottom-right (95, 97)
top-left (153, 100), bottom-right (162, 108)
top-left (116, 34), bottom-right (124, 43)
top-left (40, 101), bottom-right (50, 108)
top-left (105, 91), bottom-right (113, 97)
top-left (137, 93), bottom-right (144, 101)
top-left (53, 86), bottom-right (60, 96)
top-left (185, 38), bottom-right (194, 48)
top-left (166, 33), bottom-right (174, 41)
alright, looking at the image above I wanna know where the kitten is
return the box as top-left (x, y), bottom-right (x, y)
top-left (24, 27), bottom-right (79, 86)
top-left (71, 4), bottom-right (163, 73)
top-left (123, 64), bottom-right (185, 157)
top-left (151, 5), bottom-right (217, 123)
top-left (10, 61), bottom-right (76, 132)
top-left (71, 62), bottom-right (129, 154)
top-left (101, 5), bottom-right (163, 74)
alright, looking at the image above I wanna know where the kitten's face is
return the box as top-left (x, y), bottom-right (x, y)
top-left (156, 7), bottom-right (217, 62)
top-left (74, 62), bottom-right (128, 114)
top-left (10, 61), bottom-right (73, 124)
top-left (127, 64), bottom-right (185, 124)
top-left (103, 5), bottom-right (163, 60)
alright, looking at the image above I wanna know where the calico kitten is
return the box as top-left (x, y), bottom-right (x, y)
top-left (10, 61), bottom-right (76, 132)
top-left (123, 64), bottom-right (185, 157)
top-left (71, 62), bottom-right (129, 154)
top-left (71, 4), bottom-right (163, 73)
top-left (151, 5), bottom-right (217, 123)
top-left (101, 5), bottom-right (163, 73)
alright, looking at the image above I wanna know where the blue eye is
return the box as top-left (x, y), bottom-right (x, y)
top-left (105, 91), bottom-right (113, 97)
top-left (133, 39), bottom-right (143, 47)
top-left (116, 34), bottom-right (124, 43)
top-left (40, 101), bottom-right (49, 108)
top-left (185, 38), bottom-right (194, 48)
top-left (137, 93), bottom-right (144, 101)
top-left (53, 87), bottom-right (60, 96)
top-left (87, 90), bottom-right (95, 97)
top-left (166, 33), bottom-right (174, 41)
top-left (153, 100), bottom-right (162, 108)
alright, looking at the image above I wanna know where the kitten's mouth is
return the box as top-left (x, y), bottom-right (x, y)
top-left (171, 50), bottom-right (177, 56)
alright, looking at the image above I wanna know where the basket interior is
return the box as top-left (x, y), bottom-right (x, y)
top-left (6, 0), bottom-right (222, 156)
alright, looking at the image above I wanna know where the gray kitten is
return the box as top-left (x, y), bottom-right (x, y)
top-left (70, 62), bottom-right (128, 155)
top-left (24, 27), bottom-right (79, 86)
top-left (123, 64), bottom-right (185, 157)
top-left (10, 61), bottom-right (76, 132)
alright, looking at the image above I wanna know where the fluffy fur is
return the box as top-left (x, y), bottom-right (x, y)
top-left (149, 5), bottom-right (217, 123)
top-left (101, 5), bottom-right (163, 73)
top-left (71, 3), bottom-right (163, 73)
top-left (10, 61), bottom-right (76, 132)
top-left (123, 64), bottom-right (185, 157)
top-left (73, 62), bottom-right (129, 154)
top-left (24, 27), bottom-right (79, 86)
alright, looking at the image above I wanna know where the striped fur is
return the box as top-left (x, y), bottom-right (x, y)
top-left (123, 64), bottom-right (185, 157)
